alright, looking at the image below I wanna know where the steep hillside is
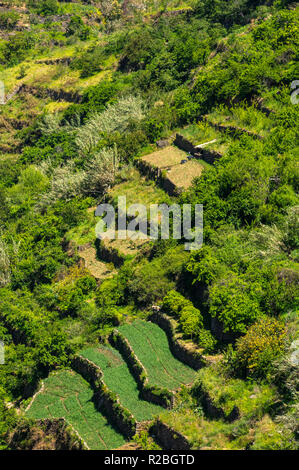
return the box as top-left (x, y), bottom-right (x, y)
top-left (0, 0), bottom-right (298, 451)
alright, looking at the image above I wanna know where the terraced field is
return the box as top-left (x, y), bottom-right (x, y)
top-left (80, 345), bottom-right (163, 421)
top-left (26, 370), bottom-right (126, 450)
top-left (179, 121), bottom-right (234, 155)
top-left (207, 105), bottom-right (274, 137)
top-left (118, 320), bottom-right (197, 390)
top-left (141, 146), bottom-right (204, 189)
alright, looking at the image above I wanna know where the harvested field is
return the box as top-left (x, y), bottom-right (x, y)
top-left (100, 231), bottom-right (149, 258)
top-left (142, 146), bottom-right (187, 168)
top-left (166, 160), bottom-right (204, 189)
top-left (78, 246), bottom-right (117, 280)
top-left (141, 146), bottom-right (204, 189)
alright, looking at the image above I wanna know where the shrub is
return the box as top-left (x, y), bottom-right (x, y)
top-left (0, 11), bottom-right (19, 30)
top-left (144, 118), bottom-right (164, 142)
top-left (56, 285), bottom-right (84, 317)
top-left (180, 306), bottom-right (203, 339)
top-left (66, 16), bottom-right (90, 40)
top-left (161, 290), bottom-right (187, 318)
top-left (76, 96), bottom-right (145, 155)
top-left (2, 32), bottom-right (36, 66)
top-left (71, 46), bottom-right (105, 78)
top-left (233, 317), bottom-right (286, 378)
top-left (76, 275), bottom-right (97, 296)
top-left (97, 307), bottom-right (121, 327)
top-left (197, 329), bottom-right (217, 353)
top-left (161, 290), bottom-right (204, 340)
top-left (209, 276), bottom-right (262, 335)
top-left (29, 0), bottom-right (59, 16)
top-left (128, 261), bottom-right (175, 307)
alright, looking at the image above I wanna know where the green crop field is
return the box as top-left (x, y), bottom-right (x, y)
top-left (26, 370), bottom-right (126, 450)
top-left (118, 320), bottom-right (197, 390)
top-left (80, 346), bottom-right (163, 421)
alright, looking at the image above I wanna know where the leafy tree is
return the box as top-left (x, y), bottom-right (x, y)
top-left (233, 317), bottom-right (286, 377)
top-left (0, 386), bottom-right (18, 449)
top-left (209, 276), bottom-right (262, 335)
top-left (29, 0), bottom-right (59, 16)
top-left (66, 16), bottom-right (90, 40)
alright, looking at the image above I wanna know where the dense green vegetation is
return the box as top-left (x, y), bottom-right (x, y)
top-left (0, 0), bottom-right (298, 450)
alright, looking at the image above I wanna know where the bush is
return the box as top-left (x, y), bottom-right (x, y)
top-left (2, 32), bottom-right (36, 66)
top-left (56, 285), bottom-right (84, 317)
top-left (0, 11), bottom-right (19, 30)
top-left (29, 0), bottom-right (59, 16)
top-left (197, 329), bottom-right (217, 353)
top-left (71, 46), bottom-right (105, 78)
top-left (233, 317), bottom-right (287, 378)
top-left (76, 275), bottom-right (97, 296)
top-left (97, 307), bottom-right (121, 327)
top-left (180, 306), bottom-right (203, 339)
top-left (128, 261), bottom-right (175, 307)
top-left (209, 276), bottom-right (262, 335)
top-left (66, 16), bottom-right (90, 40)
top-left (161, 290), bottom-right (187, 318)
top-left (75, 96), bottom-right (145, 155)
top-left (162, 290), bottom-right (204, 340)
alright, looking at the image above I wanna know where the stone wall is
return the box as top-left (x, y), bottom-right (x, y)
top-left (71, 355), bottom-right (103, 388)
top-left (72, 354), bottom-right (136, 438)
top-left (35, 57), bottom-right (72, 66)
top-left (94, 385), bottom-right (136, 439)
top-left (95, 239), bottom-right (125, 268)
top-left (9, 418), bottom-right (87, 450)
top-left (173, 134), bottom-right (222, 165)
top-left (20, 84), bottom-right (82, 103)
top-left (150, 420), bottom-right (190, 450)
top-left (199, 117), bottom-right (264, 141)
top-left (134, 159), bottom-right (180, 197)
top-left (198, 387), bottom-right (240, 422)
top-left (149, 312), bottom-right (204, 370)
top-left (110, 330), bottom-right (174, 409)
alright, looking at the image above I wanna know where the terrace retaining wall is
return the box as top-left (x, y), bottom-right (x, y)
top-left (20, 84), bottom-right (82, 103)
top-left (199, 117), bottom-right (264, 141)
top-left (35, 57), bottom-right (72, 66)
top-left (199, 388), bottom-right (240, 422)
top-left (71, 355), bottom-right (103, 388)
top-left (151, 420), bottom-right (190, 450)
top-left (110, 330), bottom-right (174, 409)
top-left (134, 159), bottom-right (181, 197)
top-left (149, 312), bottom-right (204, 371)
top-left (9, 418), bottom-right (87, 450)
top-left (72, 354), bottom-right (136, 439)
top-left (95, 239), bottom-right (125, 268)
top-left (173, 134), bottom-right (222, 165)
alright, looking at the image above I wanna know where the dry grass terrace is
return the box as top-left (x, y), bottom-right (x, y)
top-left (141, 145), bottom-right (205, 189)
